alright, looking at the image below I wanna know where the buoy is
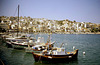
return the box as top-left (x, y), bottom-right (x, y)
top-left (73, 46), bottom-right (75, 50)
top-left (83, 52), bottom-right (85, 55)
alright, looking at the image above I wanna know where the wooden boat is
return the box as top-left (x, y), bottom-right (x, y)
top-left (9, 36), bottom-right (35, 49)
top-left (5, 33), bottom-right (36, 49)
top-left (11, 40), bottom-right (34, 49)
top-left (25, 36), bottom-right (55, 53)
top-left (32, 48), bottom-right (78, 63)
top-left (5, 5), bottom-right (36, 49)
top-left (5, 34), bottom-right (29, 48)
top-left (25, 45), bottom-right (46, 53)
top-left (25, 36), bottom-right (45, 53)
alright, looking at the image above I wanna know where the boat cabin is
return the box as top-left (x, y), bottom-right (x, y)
top-left (32, 45), bottom-right (46, 51)
top-left (48, 48), bottom-right (66, 55)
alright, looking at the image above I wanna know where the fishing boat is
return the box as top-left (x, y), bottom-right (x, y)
top-left (11, 38), bottom-right (35, 49)
top-left (31, 41), bottom-right (55, 53)
top-left (5, 5), bottom-right (36, 49)
top-left (25, 36), bottom-right (45, 53)
top-left (32, 47), bottom-right (78, 63)
top-left (25, 34), bottom-right (55, 53)
top-left (5, 34), bottom-right (30, 48)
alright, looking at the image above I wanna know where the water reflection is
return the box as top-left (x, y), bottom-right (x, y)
top-left (33, 58), bottom-right (78, 65)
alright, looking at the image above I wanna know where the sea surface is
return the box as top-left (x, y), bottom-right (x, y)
top-left (0, 34), bottom-right (100, 65)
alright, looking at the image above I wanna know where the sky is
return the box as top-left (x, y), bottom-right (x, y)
top-left (0, 0), bottom-right (100, 23)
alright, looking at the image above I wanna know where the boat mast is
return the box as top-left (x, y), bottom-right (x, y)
top-left (17, 5), bottom-right (19, 37)
top-left (48, 34), bottom-right (50, 43)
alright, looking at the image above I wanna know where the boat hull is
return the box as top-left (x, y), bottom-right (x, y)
top-left (6, 41), bottom-right (13, 48)
top-left (12, 44), bottom-right (27, 49)
top-left (32, 49), bottom-right (78, 63)
top-left (11, 43), bottom-right (33, 49)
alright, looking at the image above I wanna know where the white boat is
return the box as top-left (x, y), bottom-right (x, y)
top-left (25, 36), bottom-right (46, 53)
top-left (25, 35), bottom-right (55, 53)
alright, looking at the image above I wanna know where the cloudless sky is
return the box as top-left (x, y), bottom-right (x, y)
top-left (0, 0), bottom-right (100, 23)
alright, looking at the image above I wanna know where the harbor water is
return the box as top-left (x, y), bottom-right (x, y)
top-left (0, 34), bottom-right (100, 65)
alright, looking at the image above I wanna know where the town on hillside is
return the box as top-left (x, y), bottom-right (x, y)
top-left (0, 16), bottom-right (100, 34)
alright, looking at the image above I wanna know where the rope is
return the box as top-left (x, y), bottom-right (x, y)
top-left (38, 56), bottom-right (42, 63)
top-left (13, 7), bottom-right (18, 16)
top-left (20, 8), bottom-right (24, 17)
top-left (13, 5), bottom-right (25, 17)
top-left (0, 59), bottom-right (5, 65)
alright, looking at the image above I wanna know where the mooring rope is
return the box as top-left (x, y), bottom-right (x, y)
top-left (0, 58), bottom-right (5, 65)
top-left (38, 56), bottom-right (42, 63)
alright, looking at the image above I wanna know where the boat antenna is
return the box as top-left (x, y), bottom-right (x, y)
top-left (60, 43), bottom-right (64, 48)
top-left (47, 33), bottom-right (51, 43)
top-left (17, 5), bottom-right (19, 37)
